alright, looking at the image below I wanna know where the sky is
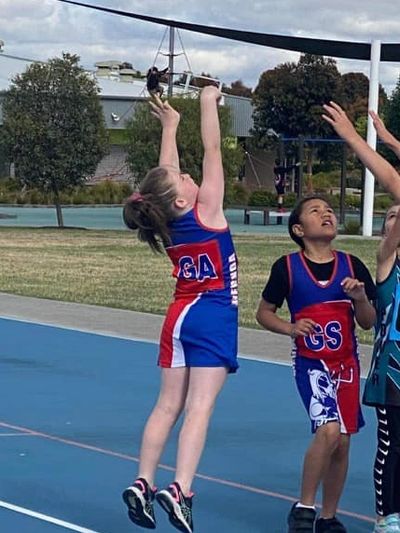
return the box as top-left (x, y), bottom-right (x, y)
top-left (1, 0), bottom-right (400, 96)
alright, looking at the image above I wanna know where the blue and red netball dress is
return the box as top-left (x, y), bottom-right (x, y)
top-left (159, 205), bottom-right (238, 372)
top-left (287, 250), bottom-right (364, 434)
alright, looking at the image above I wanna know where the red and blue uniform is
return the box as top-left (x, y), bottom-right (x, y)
top-left (287, 250), bottom-right (365, 434)
top-left (159, 205), bottom-right (238, 372)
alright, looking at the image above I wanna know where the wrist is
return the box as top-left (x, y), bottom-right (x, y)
top-left (162, 124), bottom-right (178, 131)
top-left (200, 91), bottom-right (219, 102)
top-left (387, 138), bottom-right (400, 149)
top-left (346, 131), bottom-right (363, 146)
top-left (353, 295), bottom-right (369, 304)
top-left (289, 324), bottom-right (296, 338)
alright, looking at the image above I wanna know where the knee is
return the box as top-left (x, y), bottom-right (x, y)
top-left (316, 422), bottom-right (342, 451)
top-left (184, 398), bottom-right (215, 420)
top-left (334, 435), bottom-right (350, 459)
top-left (155, 399), bottom-right (184, 421)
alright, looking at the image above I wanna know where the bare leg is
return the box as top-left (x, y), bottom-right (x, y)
top-left (320, 434), bottom-right (350, 518)
top-left (299, 422), bottom-right (341, 506)
top-left (137, 367), bottom-right (189, 486)
top-left (175, 367), bottom-right (228, 495)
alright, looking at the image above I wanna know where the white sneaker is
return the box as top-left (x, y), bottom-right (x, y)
top-left (374, 514), bottom-right (400, 533)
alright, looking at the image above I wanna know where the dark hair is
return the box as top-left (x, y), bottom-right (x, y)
top-left (288, 195), bottom-right (333, 249)
top-left (123, 167), bottom-right (178, 253)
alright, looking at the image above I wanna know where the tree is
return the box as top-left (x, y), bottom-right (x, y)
top-left (341, 72), bottom-right (387, 124)
top-left (252, 60), bottom-right (298, 141)
top-left (252, 54), bottom-right (344, 187)
top-left (384, 75), bottom-right (400, 143)
top-left (375, 75), bottom-right (400, 167)
top-left (251, 55), bottom-right (391, 189)
top-left (222, 80), bottom-right (252, 98)
top-left (2, 53), bottom-right (108, 227)
top-left (253, 55), bottom-right (343, 142)
top-left (125, 97), bottom-right (243, 197)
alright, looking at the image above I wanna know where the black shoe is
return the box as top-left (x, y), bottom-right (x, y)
top-left (122, 477), bottom-right (156, 529)
top-left (156, 481), bottom-right (193, 533)
top-left (315, 517), bottom-right (347, 533)
top-left (287, 503), bottom-right (317, 533)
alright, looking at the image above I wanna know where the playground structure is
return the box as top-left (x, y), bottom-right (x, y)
top-left (244, 136), bottom-right (356, 225)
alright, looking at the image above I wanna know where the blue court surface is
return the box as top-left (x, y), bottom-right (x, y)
top-left (0, 317), bottom-right (376, 533)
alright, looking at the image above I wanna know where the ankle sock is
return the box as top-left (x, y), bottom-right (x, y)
top-left (296, 502), bottom-right (316, 510)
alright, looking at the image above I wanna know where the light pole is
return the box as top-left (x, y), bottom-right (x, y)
top-left (362, 39), bottom-right (381, 236)
top-left (167, 27), bottom-right (175, 97)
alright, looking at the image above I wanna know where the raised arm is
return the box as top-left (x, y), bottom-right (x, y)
top-left (197, 86), bottom-right (225, 222)
top-left (377, 207), bottom-right (400, 282)
top-left (149, 95), bottom-right (180, 170)
top-left (370, 110), bottom-right (400, 159)
top-left (322, 102), bottom-right (400, 202)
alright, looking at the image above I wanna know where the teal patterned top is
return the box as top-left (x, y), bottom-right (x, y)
top-left (363, 258), bottom-right (400, 406)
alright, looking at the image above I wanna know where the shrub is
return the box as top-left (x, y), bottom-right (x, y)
top-left (225, 182), bottom-right (250, 206)
top-left (24, 189), bottom-right (46, 204)
top-left (312, 171), bottom-right (340, 190)
top-left (89, 180), bottom-right (132, 204)
top-left (374, 194), bottom-right (393, 211)
top-left (0, 180), bottom-right (133, 205)
top-left (345, 194), bottom-right (361, 209)
top-left (70, 190), bottom-right (92, 204)
top-left (283, 193), bottom-right (297, 208)
top-left (248, 189), bottom-right (276, 206)
top-left (342, 219), bottom-right (361, 235)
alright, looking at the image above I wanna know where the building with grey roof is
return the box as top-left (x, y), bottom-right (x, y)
top-left (0, 66), bottom-right (254, 182)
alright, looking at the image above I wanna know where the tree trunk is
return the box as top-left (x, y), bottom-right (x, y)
top-left (55, 201), bottom-right (64, 228)
top-left (51, 181), bottom-right (64, 228)
top-left (306, 148), bottom-right (314, 193)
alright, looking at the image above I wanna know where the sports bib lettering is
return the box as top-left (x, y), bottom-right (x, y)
top-left (167, 239), bottom-right (224, 295)
top-left (295, 302), bottom-right (354, 360)
top-left (178, 253), bottom-right (218, 281)
top-left (304, 321), bottom-right (343, 351)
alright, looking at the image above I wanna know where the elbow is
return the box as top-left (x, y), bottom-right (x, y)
top-left (256, 309), bottom-right (268, 329)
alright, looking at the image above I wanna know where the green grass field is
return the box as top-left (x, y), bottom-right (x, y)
top-left (0, 228), bottom-right (378, 343)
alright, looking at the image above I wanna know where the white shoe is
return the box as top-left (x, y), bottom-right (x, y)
top-left (374, 514), bottom-right (400, 533)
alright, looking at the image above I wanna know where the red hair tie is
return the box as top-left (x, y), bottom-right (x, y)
top-left (129, 191), bottom-right (144, 202)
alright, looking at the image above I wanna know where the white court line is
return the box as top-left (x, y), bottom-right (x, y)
top-left (0, 315), bottom-right (286, 365)
top-left (0, 500), bottom-right (104, 533)
top-left (0, 432), bottom-right (37, 437)
top-left (0, 314), bottom-right (157, 345)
